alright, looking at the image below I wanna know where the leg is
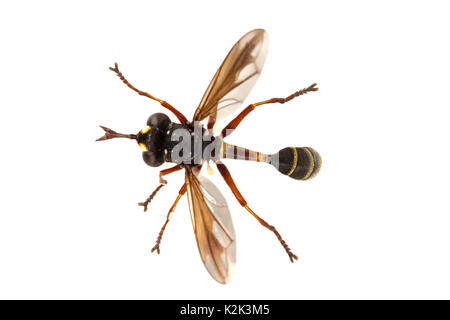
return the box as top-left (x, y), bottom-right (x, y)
top-left (151, 183), bottom-right (187, 254)
top-left (221, 83), bottom-right (318, 138)
top-left (216, 162), bottom-right (298, 262)
top-left (109, 63), bottom-right (188, 123)
top-left (138, 165), bottom-right (183, 212)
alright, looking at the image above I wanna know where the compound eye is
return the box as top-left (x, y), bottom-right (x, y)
top-left (147, 113), bottom-right (171, 130)
top-left (142, 151), bottom-right (164, 167)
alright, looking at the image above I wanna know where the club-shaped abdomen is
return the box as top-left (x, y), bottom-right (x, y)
top-left (271, 147), bottom-right (321, 180)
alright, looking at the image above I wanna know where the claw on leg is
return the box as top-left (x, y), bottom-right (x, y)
top-left (245, 205), bottom-right (298, 263)
top-left (137, 165), bottom-right (183, 212)
top-left (138, 184), bottom-right (164, 212)
top-left (151, 243), bottom-right (161, 254)
top-left (109, 62), bottom-right (120, 75)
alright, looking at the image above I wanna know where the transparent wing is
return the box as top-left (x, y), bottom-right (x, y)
top-left (185, 168), bottom-right (236, 284)
top-left (193, 29), bottom-right (269, 133)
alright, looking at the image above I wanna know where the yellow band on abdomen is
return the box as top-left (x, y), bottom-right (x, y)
top-left (287, 147), bottom-right (298, 176)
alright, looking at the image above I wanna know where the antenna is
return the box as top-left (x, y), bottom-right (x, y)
top-left (96, 125), bottom-right (137, 141)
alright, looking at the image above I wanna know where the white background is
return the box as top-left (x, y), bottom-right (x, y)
top-left (0, 1), bottom-right (449, 299)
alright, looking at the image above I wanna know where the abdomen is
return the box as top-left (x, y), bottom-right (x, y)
top-left (221, 142), bottom-right (321, 181)
top-left (271, 147), bottom-right (321, 180)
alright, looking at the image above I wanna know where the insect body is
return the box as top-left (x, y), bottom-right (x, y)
top-left (97, 29), bottom-right (321, 284)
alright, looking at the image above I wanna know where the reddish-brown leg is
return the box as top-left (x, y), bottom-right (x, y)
top-left (221, 83), bottom-right (318, 138)
top-left (138, 165), bottom-right (183, 212)
top-left (151, 183), bottom-right (187, 254)
top-left (216, 162), bottom-right (298, 262)
top-left (109, 63), bottom-right (188, 123)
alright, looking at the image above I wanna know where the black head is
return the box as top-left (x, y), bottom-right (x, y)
top-left (96, 113), bottom-right (172, 167)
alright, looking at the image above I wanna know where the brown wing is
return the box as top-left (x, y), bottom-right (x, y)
top-left (185, 168), bottom-right (236, 284)
top-left (193, 29), bottom-right (269, 132)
